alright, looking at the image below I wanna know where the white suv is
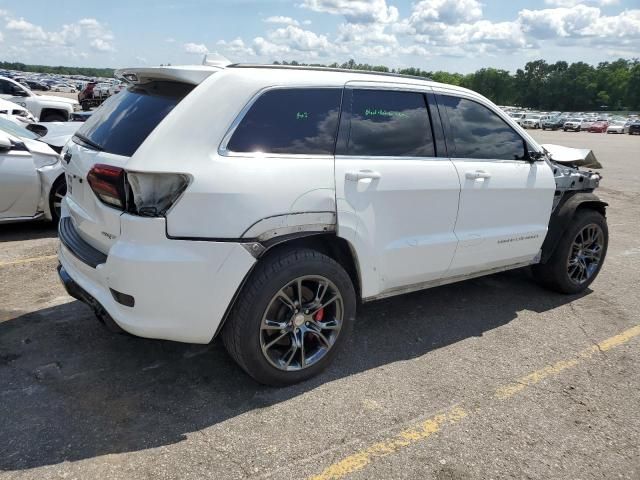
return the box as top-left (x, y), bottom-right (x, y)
top-left (57, 64), bottom-right (608, 385)
top-left (0, 76), bottom-right (80, 121)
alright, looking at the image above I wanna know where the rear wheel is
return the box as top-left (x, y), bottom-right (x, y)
top-left (533, 209), bottom-right (608, 294)
top-left (222, 247), bottom-right (356, 386)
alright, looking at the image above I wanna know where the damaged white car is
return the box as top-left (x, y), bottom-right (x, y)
top-left (57, 63), bottom-right (608, 385)
top-left (0, 117), bottom-right (67, 224)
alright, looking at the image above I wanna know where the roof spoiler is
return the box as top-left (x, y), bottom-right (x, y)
top-left (116, 61), bottom-right (229, 86)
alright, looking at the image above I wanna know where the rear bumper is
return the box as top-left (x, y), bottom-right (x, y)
top-left (58, 210), bottom-right (256, 343)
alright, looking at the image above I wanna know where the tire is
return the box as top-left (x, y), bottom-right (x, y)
top-left (222, 247), bottom-right (356, 386)
top-left (563, 128), bottom-right (567, 132)
top-left (49, 176), bottom-right (67, 225)
top-left (533, 209), bottom-right (608, 294)
top-left (40, 112), bottom-right (66, 122)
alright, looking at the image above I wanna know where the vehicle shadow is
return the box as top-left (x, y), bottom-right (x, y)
top-left (0, 269), bottom-right (588, 471)
top-left (0, 221), bottom-right (58, 243)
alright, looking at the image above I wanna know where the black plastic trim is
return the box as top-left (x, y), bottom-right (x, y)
top-left (59, 216), bottom-right (108, 268)
top-left (540, 191), bottom-right (608, 263)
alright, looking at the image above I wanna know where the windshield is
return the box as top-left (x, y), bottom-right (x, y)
top-left (74, 80), bottom-right (194, 156)
top-left (0, 116), bottom-right (39, 140)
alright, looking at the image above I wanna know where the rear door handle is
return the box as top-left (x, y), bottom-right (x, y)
top-left (345, 170), bottom-right (382, 182)
top-left (465, 170), bottom-right (491, 180)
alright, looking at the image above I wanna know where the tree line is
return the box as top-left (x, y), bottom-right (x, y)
top-left (0, 61), bottom-right (114, 79)
top-left (3, 57), bottom-right (638, 111)
top-left (275, 58), bottom-right (640, 111)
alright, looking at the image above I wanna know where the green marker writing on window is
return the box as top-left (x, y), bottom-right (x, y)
top-left (296, 111), bottom-right (309, 120)
top-left (364, 108), bottom-right (408, 118)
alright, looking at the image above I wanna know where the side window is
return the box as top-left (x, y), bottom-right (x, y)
top-left (440, 95), bottom-right (526, 160)
top-left (345, 89), bottom-right (435, 157)
top-left (0, 80), bottom-right (14, 95)
top-left (227, 88), bottom-right (342, 155)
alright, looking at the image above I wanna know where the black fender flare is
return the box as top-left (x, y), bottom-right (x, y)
top-left (540, 192), bottom-right (608, 263)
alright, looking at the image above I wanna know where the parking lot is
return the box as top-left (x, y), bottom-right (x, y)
top-left (1, 130), bottom-right (639, 479)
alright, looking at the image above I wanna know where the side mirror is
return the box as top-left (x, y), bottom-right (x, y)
top-left (0, 134), bottom-right (12, 152)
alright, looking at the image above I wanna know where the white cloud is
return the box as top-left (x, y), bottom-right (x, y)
top-left (336, 22), bottom-right (398, 46)
top-left (217, 37), bottom-right (254, 56)
top-left (544, 0), bottom-right (618, 6)
top-left (409, 0), bottom-right (483, 26)
top-left (301, 0), bottom-right (399, 24)
top-left (252, 36), bottom-right (291, 56)
top-left (183, 42), bottom-right (208, 54)
top-left (90, 38), bottom-right (114, 52)
top-left (268, 25), bottom-right (332, 52)
top-left (4, 14), bottom-right (115, 53)
top-left (264, 16), bottom-right (300, 26)
top-left (519, 6), bottom-right (640, 42)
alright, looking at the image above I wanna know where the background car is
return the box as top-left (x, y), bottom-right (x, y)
top-left (522, 115), bottom-right (542, 129)
top-left (563, 118), bottom-right (583, 131)
top-left (542, 116), bottom-right (567, 130)
top-left (589, 121), bottom-right (609, 133)
top-left (25, 80), bottom-right (50, 91)
top-left (51, 84), bottom-right (77, 93)
top-left (606, 121), bottom-right (629, 134)
top-left (629, 121), bottom-right (640, 135)
top-left (0, 116), bottom-right (66, 223)
top-left (581, 118), bottom-right (597, 130)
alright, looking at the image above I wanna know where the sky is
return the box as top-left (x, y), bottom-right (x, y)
top-left (0, 0), bottom-right (639, 73)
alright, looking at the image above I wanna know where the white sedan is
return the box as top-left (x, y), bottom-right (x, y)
top-left (0, 117), bottom-right (67, 223)
top-left (606, 121), bottom-right (629, 134)
top-left (51, 84), bottom-right (77, 93)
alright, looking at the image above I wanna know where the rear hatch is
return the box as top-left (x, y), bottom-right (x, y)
top-left (63, 78), bottom-right (197, 253)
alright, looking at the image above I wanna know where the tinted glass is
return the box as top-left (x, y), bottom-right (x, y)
top-left (347, 89), bottom-right (434, 157)
top-left (441, 96), bottom-right (526, 160)
top-left (75, 81), bottom-right (193, 156)
top-left (227, 88), bottom-right (342, 155)
top-left (0, 80), bottom-right (13, 95)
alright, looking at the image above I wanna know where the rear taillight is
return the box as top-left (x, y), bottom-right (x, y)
top-left (127, 172), bottom-right (189, 217)
top-left (87, 164), bottom-right (127, 209)
top-left (87, 165), bottom-right (188, 217)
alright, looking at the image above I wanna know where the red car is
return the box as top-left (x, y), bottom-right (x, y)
top-left (589, 121), bottom-right (609, 133)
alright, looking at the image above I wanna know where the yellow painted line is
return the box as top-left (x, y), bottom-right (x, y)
top-left (0, 254), bottom-right (57, 267)
top-left (308, 325), bottom-right (640, 480)
top-left (309, 407), bottom-right (468, 480)
top-left (496, 324), bottom-right (640, 399)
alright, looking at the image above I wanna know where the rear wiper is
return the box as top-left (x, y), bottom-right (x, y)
top-left (72, 133), bottom-right (104, 151)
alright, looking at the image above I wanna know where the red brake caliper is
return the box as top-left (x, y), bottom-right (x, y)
top-left (314, 308), bottom-right (325, 322)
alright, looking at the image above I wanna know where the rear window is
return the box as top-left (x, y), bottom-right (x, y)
top-left (74, 81), bottom-right (193, 156)
top-left (226, 88), bottom-right (342, 155)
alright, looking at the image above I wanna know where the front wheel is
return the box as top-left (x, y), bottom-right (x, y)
top-left (222, 247), bottom-right (356, 386)
top-left (533, 209), bottom-right (608, 294)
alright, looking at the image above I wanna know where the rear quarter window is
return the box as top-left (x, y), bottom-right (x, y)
top-left (226, 88), bottom-right (342, 155)
top-left (74, 81), bottom-right (194, 157)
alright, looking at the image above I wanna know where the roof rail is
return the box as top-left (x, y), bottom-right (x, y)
top-left (226, 63), bottom-right (432, 82)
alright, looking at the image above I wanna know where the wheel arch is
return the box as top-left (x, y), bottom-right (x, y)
top-left (212, 232), bottom-right (362, 340)
top-left (540, 191), bottom-right (608, 264)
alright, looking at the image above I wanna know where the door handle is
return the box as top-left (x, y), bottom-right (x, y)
top-left (345, 170), bottom-right (382, 182)
top-left (465, 170), bottom-right (491, 180)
